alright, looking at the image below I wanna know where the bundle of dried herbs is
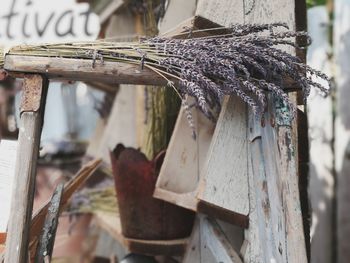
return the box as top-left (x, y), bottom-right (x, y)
top-left (0, 23), bottom-right (331, 132)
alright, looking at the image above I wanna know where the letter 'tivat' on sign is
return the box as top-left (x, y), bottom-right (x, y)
top-left (0, 0), bottom-right (100, 45)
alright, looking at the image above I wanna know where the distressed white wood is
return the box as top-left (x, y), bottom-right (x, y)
top-left (196, 0), bottom-right (244, 27)
top-left (194, 0), bottom-right (250, 225)
top-left (158, 0), bottom-right (197, 33)
top-left (154, 104), bottom-right (215, 210)
top-left (197, 96), bottom-right (249, 216)
top-left (184, 216), bottom-right (243, 263)
top-left (243, 1), bottom-right (308, 263)
top-left (243, 117), bottom-right (263, 263)
top-left (200, 217), bottom-right (243, 263)
top-left (182, 218), bottom-right (201, 263)
top-left (334, 1), bottom-right (350, 262)
top-left (307, 6), bottom-right (334, 263)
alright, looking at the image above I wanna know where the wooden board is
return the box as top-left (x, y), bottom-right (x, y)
top-left (195, 0), bottom-right (308, 262)
top-left (183, 216), bottom-right (242, 263)
top-left (4, 75), bottom-right (48, 263)
top-left (243, 1), bottom-right (308, 262)
top-left (94, 211), bottom-right (188, 256)
top-left (154, 104), bottom-right (215, 211)
top-left (155, 7), bottom-right (250, 225)
top-left (4, 55), bottom-right (171, 86)
top-left (197, 96), bottom-right (249, 227)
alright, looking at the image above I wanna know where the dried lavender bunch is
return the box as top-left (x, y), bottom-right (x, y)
top-left (3, 23), bottom-right (331, 133)
top-left (142, 23), bottom-right (331, 128)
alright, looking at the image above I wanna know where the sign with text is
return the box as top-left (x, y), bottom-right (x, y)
top-left (0, 0), bottom-right (100, 45)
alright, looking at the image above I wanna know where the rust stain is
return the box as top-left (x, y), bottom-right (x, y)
top-left (261, 180), bottom-right (270, 217)
top-left (20, 75), bottom-right (44, 114)
top-left (270, 113), bottom-right (275, 127)
top-left (262, 198), bottom-right (270, 217)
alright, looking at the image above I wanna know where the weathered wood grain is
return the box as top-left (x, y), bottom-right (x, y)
top-left (196, 0), bottom-right (244, 27)
top-left (184, 216), bottom-right (243, 263)
top-left (197, 96), bottom-right (249, 218)
top-left (242, 1), bottom-right (308, 262)
top-left (4, 75), bottom-right (48, 263)
top-left (4, 55), bottom-right (171, 86)
top-left (182, 218), bottom-right (201, 263)
top-left (200, 217), bottom-right (243, 263)
top-left (154, 94), bottom-right (215, 211)
top-left (239, 0), bottom-right (307, 262)
top-left (193, 0), bottom-right (250, 228)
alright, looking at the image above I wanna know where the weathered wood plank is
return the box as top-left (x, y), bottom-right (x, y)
top-left (4, 48), bottom-right (299, 91)
top-left (193, 0), bottom-right (250, 228)
top-left (197, 96), bottom-right (249, 222)
top-left (196, 0), bottom-right (244, 27)
top-left (243, 1), bottom-right (308, 262)
top-left (334, 1), bottom-right (350, 262)
top-left (243, 130), bottom-right (263, 263)
top-left (182, 218), bottom-right (201, 263)
top-left (200, 217), bottom-right (243, 263)
top-left (158, 0), bottom-right (196, 34)
top-left (154, 103), bottom-right (215, 210)
top-left (4, 75), bottom-right (48, 263)
top-left (4, 55), bottom-right (171, 86)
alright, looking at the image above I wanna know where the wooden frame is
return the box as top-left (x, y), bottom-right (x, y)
top-left (4, 75), bottom-right (48, 263)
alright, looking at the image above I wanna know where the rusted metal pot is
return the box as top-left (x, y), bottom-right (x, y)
top-left (110, 144), bottom-right (194, 240)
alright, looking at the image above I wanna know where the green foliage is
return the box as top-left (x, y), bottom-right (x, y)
top-left (307, 0), bottom-right (327, 8)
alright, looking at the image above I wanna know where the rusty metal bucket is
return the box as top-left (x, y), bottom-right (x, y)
top-left (110, 144), bottom-right (195, 240)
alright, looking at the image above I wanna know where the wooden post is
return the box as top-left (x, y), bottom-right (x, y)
top-left (197, 0), bottom-right (308, 262)
top-left (244, 1), bottom-right (308, 262)
top-left (5, 74), bottom-right (48, 263)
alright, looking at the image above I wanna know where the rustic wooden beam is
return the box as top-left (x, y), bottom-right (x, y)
top-left (4, 55), bottom-right (171, 86)
top-left (4, 54), bottom-right (300, 91)
top-left (4, 74), bottom-right (48, 263)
